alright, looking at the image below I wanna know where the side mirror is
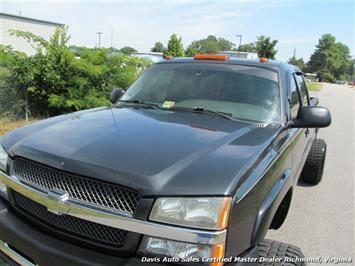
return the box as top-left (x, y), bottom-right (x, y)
top-left (291, 106), bottom-right (331, 128)
top-left (110, 88), bottom-right (125, 104)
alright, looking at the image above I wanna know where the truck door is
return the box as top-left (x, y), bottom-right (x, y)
top-left (290, 72), bottom-right (312, 179)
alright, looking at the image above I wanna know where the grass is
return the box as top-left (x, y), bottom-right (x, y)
top-left (306, 81), bottom-right (324, 92)
top-left (0, 119), bottom-right (36, 136)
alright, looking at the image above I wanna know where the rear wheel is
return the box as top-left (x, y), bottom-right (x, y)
top-left (301, 138), bottom-right (327, 185)
top-left (258, 239), bottom-right (306, 266)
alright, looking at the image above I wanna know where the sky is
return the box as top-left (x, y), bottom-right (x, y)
top-left (0, 0), bottom-right (354, 61)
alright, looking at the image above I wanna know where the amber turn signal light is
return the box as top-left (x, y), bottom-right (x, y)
top-left (211, 244), bottom-right (225, 266)
top-left (216, 197), bottom-right (232, 229)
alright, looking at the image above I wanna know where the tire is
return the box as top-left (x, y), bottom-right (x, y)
top-left (258, 239), bottom-right (306, 266)
top-left (300, 138), bottom-right (327, 185)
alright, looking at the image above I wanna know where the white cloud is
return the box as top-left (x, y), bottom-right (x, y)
top-left (95, 2), bottom-right (256, 50)
top-left (1, 1), bottom-right (352, 61)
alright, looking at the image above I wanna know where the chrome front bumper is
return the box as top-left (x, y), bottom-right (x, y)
top-left (0, 240), bottom-right (37, 266)
top-left (0, 171), bottom-right (226, 245)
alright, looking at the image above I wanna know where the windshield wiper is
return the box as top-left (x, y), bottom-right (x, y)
top-left (116, 100), bottom-right (160, 110)
top-left (116, 101), bottom-right (234, 120)
top-left (192, 107), bottom-right (235, 121)
top-left (169, 106), bottom-right (235, 121)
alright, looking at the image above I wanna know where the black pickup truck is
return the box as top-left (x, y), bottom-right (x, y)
top-left (0, 55), bottom-right (331, 266)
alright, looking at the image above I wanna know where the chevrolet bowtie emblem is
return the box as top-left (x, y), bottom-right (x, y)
top-left (46, 189), bottom-right (70, 215)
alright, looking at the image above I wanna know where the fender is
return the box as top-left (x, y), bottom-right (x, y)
top-left (251, 168), bottom-right (293, 244)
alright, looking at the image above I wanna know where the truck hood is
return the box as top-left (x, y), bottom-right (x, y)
top-left (2, 107), bottom-right (280, 196)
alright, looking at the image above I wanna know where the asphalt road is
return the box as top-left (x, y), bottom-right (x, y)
top-left (267, 83), bottom-right (354, 264)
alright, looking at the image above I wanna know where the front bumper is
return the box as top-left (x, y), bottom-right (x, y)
top-left (0, 168), bottom-right (258, 266)
top-left (0, 197), bottom-right (150, 266)
top-left (0, 197), bottom-right (258, 266)
top-left (0, 171), bottom-right (225, 246)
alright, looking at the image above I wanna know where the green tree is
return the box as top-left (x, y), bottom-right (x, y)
top-left (0, 47), bottom-right (31, 119)
top-left (236, 42), bottom-right (256, 52)
top-left (185, 40), bottom-right (203, 56)
top-left (307, 34), bottom-right (351, 81)
top-left (288, 56), bottom-right (305, 71)
top-left (255, 36), bottom-right (278, 59)
top-left (185, 35), bottom-right (235, 56)
top-left (119, 46), bottom-right (137, 55)
top-left (201, 35), bottom-right (220, 53)
top-left (347, 59), bottom-right (355, 81)
top-left (151, 42), bottom-right (165, 53)
top-left (6, 27), bottom-right (149, 116)
top-left (187, 36), bottom-right (259, 55)
top-left (164, 34), bottom-right (184, 57)
top-left (9, 27), bottom-right (75, 115)
top-left (0, 45), bottom-right (33, 86)
top-left (69, 45), bottom-right (90, 57)
top-left (217, 37), bottom-right (235, 51)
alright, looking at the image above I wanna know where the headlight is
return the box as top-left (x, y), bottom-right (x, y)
top-left (150, 197), bottom-right (232, 230)
top-left (0, 144), bottom-right (8, 172)
top-left (139, 236), bottom-right (225, 266)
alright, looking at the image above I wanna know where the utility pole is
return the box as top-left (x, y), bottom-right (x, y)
top-left (236, 34), bottom-right (242, 49)
top-left (236, 34), bottom-right (242, 57)
top-left (293, 48), bottom-right (296, 59)
top-left (96, 32), bottom-right (103, 48)
top-left (110, 29), bottom-right (114, 48)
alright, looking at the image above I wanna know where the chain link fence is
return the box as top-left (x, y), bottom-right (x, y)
top-left (0, 66), bottom-right (29, 121)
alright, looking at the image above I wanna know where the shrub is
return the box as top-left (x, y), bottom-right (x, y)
top-left (2, 27), bottom-right (151, 117)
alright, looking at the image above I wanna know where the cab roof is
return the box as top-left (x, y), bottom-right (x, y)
top-left (156, 57), bottom-right (300, 73)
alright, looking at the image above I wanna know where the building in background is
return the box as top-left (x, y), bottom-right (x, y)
top-left (131, 52), bottom-right (164, 63)
top-left (0, 12), bottom-right (64, 55)
top-left (304, 73), bottom-right (318, 82)
top-left (217, 51), bottom-right (258, 59)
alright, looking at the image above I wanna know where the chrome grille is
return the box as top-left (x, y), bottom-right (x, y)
top-left (12, 158), bottom-right (141, 214)
top-left (13, 191), bottom-right (127, 246)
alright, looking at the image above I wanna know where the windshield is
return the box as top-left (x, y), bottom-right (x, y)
top-left (121, 63), bottom-right (280, 123)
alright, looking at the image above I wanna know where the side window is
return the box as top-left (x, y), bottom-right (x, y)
top-left (294, 74), bottom-right (309, 106)
top-left (290, 76), bottom-right (300, 119)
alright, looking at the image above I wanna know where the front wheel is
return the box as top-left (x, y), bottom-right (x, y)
top-left (301, 138), bottom-right (327, 185)
top-left (257, 239), bottom-right (306, 266)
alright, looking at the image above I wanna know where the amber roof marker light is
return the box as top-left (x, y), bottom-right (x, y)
top-left (164, 55), bottom-right (173, 60)
top-left (259, 57), bottom-right (269, 62)
top-left (193, 54), bottom-right (229, 61)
